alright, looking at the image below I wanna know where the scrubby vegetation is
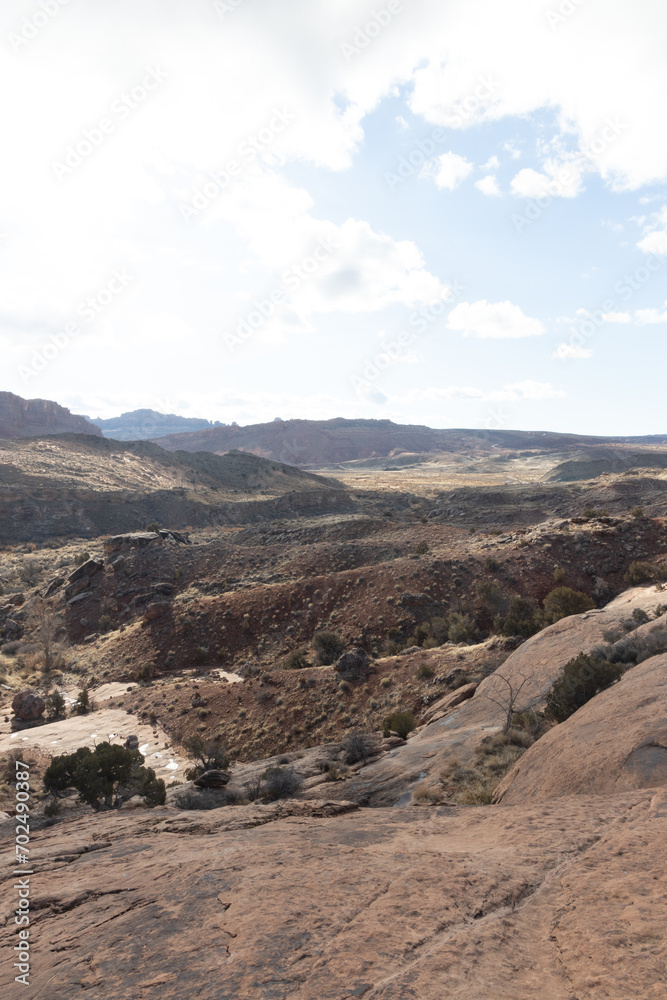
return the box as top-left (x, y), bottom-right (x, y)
top-left (44, 743), bottom-right (166, 811)
top-left (545, 653), bottom-right (623, 723)
top-left (312, 631), bottom-right (345, 666)
top-left (343, 730), bottom-right (377, 764)
top-left (261, 765), bottom-right (303, 801)
top-left (182, 735), bottom-right (228, 781)
top-left (382, 710), bottom-right (416, 739)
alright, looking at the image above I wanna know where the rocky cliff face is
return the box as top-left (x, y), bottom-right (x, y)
top-left (0, 392), bottom-right (101, 439)
top-left (90, 409), bottom-right (220, 441)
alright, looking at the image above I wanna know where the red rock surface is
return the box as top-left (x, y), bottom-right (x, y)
top-left (494, 651), bottom-right (667, 804)
top-left (1, 790), bottom-right (665, 998)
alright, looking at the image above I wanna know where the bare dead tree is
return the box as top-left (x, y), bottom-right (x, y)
top-left (481, 668), bottom-right (540, 734)
top-left (31, 597), bottom-right (59, 671)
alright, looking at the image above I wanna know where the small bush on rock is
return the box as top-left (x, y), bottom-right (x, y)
top-left (382, 710), bottom-right (416, 739)
top-left (262, 766), bottom-right (303, 801)
top-left (545, 653), bottom-right (623, 723)
top-left (343, 730), bottom-right (377, 764)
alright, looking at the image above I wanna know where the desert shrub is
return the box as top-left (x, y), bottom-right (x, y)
top-left (312, 630), bottom-right (345, 666)
top-left (631, 506), bottom-right (644, 518)
top-left (383, 640), bottom-right (403, 656)
top-left (343, 730), bottom-right (377, 764)
top-left (45, 690), bottom-right (66, 720)
top-left (182, 735), bottom-right (228, 781)
top-left (146, 522), bottom-right (161, 532)
top-left (429, 617), bottom-right (449, 644)
top-left (553, 566), bottom-right (566, 583)
top-left (135, 663), bottom-right (156, 681)
top-left (415, 541), bottom-right (428, 555)
top-left (74, 551), bottom-right (91, 566)
top-left (545, 653), bottom-right (623, 723)
top-left (594, 623), bottom-right (667, 667)
top-left (624, 561), bottom-right (655, 585)
top-left (475, 579), bottom-right (504, 609)
top-left (542, 587), bottom-right (595, 624)
top-left (494, 595), bottom-right (543, 638)
top-left (262, 766), bottom-right (303, 801)
top-left (193, 646), bottom-right (209, 665)
top-left (416, 663), bottom-right (435, 680)
top-left (98, 614), bottom-right (112, 632)
top-left (382, 710), bottom-right (416, 739)
top-left (632, 607), bottom-right (650, 625)
top-left (72, 687), bottom-right (91, 715)
top-left (283, 648), bottom-right (310, 670)
top-left (484, 556), bottom-right (500, 572)
top-left (447, 612), bottom-right (479, 644)
top-left (174, 789), bottom-right (230, 811)
top-left (20, 558), bottom-right (42, 587)
top-left (43, 743), bottom-right (165, 810)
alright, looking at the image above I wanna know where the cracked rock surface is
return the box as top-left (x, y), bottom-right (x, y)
top-left (2, 789), bottom-right (665, 998)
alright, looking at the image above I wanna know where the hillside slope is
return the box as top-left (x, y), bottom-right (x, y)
top-left (151, 417), bottom-right (667, 465)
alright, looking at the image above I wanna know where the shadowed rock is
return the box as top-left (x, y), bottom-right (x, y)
top-left (12, 691), bottom-right (45, 721)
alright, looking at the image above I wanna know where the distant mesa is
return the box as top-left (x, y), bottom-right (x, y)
top-left (90, 408), bottom-right (225, 441)
top-left (0, 391), bottom-right (101, 439)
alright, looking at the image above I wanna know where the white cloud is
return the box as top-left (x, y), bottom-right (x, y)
top-left (423, 380), bottom-right (564, 402)
top-left (638, 231), bottom-right (667, 254)
top-left (637, 206), bottom-right (667, 254)
top-left (602, 311), bottom-right (632, 323)
top-left (552, 343), bottom-right (593, 359)
top-left (635, 302), bottom-right (667, 324)
top-left (510, 160), bottom-right (584, 199)
top-left (209, 172), bottom-right (450, 333)
top-left (505, 380), bottom-right (565, 400)
top-left (482, 155), bottom-right (500, 170)
top-left (422, 152), bottom-right (473, 190)
top-left (448, 300), bottom-right (545, 339)
top-left (475, 174), bottom-right (501, 196)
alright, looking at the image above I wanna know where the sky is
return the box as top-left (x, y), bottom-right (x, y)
top-left (1, 0), bottom-right (666, 435)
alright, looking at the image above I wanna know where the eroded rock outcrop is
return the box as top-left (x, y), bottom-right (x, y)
top-left (0, 391), bottom-right (101, 438)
